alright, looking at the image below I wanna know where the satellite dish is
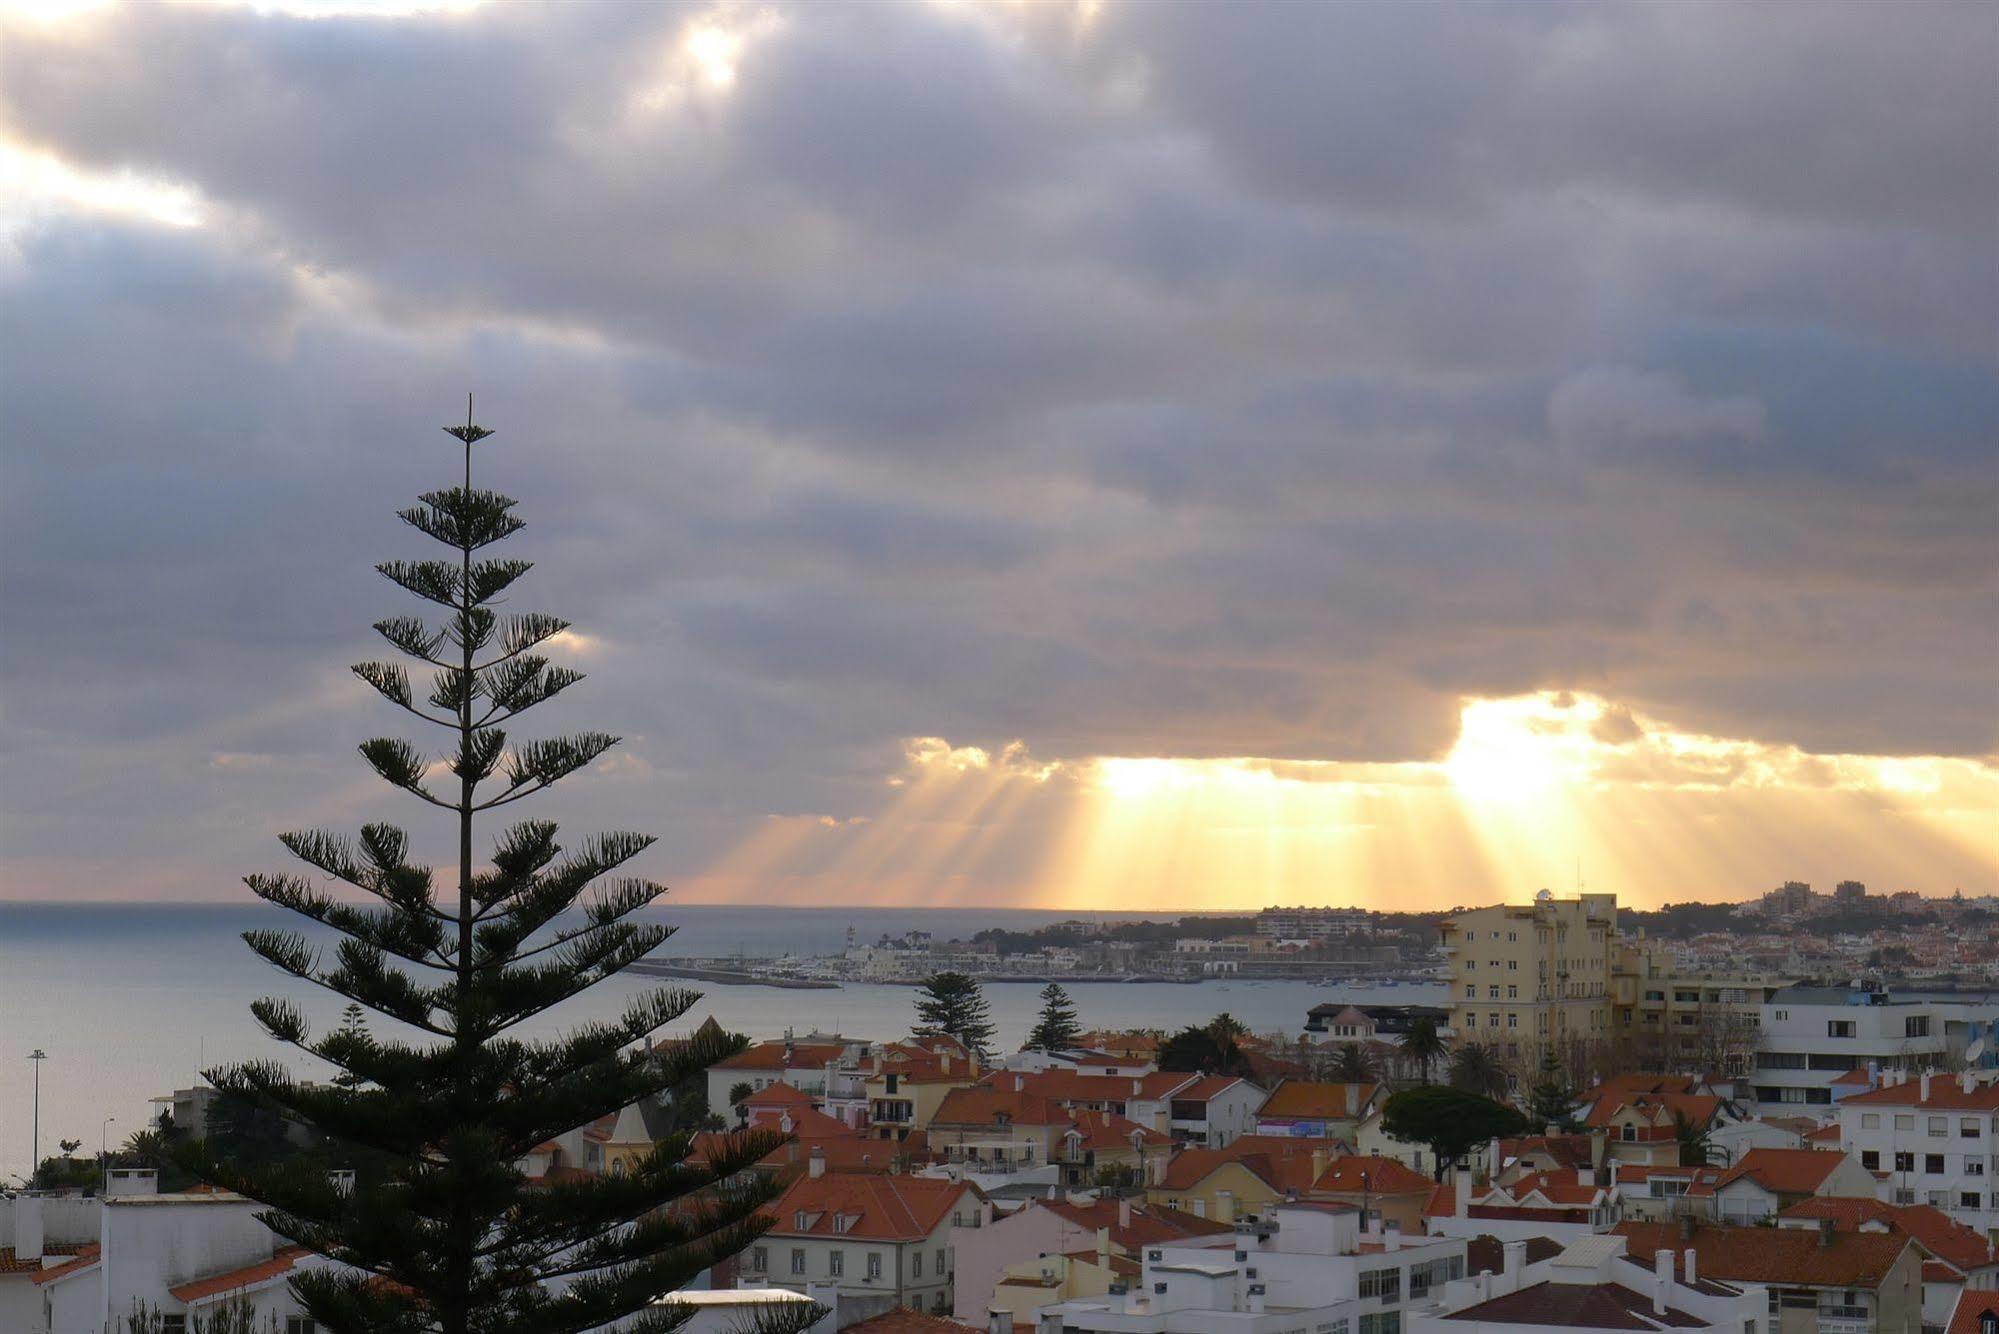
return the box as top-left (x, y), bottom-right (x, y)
top-left (1966, 1039), bottom-right (1986, 1066)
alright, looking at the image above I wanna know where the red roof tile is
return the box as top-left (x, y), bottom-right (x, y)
top-left (31, 1245), bottom-right (99, 1287)
top-left (1039, 1197), bottom-right (1230, 1249)
top-left (765, 1172), bottom-right (976, 1242)
top-left (1946, 1289), bottom-right (1999, 1334)
top-left (1781, 1198), bottom-right (1998, 1275)
top-left (933, 1086), bottom-right (1071, 1128)
top-left (1256, 1080), bottom-right (1382, 1121)
top-left (845, 1309), bottom-right (981, 1334)
top-left (1314, 1155), bottom-right (1434, 1196)
top-left (716, 1041), bottom-right (849, 1072)
top-left (1839, 1077), bottom-right (1999, 1111)
top-left (169, 1247), bottom-right (311, 1303)
top-left (1614, 1223), bottom-right (1911, 1288)
top-left (1713, 1148), bottom-right (1850, 1196)
top-left (1442, 1281), bottom-right (1708, 1329)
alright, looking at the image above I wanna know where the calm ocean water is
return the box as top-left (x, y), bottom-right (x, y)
top-left (0, 902), bottom-right (1442, 1182)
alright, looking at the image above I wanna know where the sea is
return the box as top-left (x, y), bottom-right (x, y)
top-left (0, 902), bottom-right (1445, 1183)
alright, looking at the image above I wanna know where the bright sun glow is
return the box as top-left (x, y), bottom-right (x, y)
top-left (688, 691), bottom-right (1999, 910)
top-left (0, 142), bottom-right (206, 230)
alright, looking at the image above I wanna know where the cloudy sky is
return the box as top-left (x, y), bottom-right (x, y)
top-left (2, 0), bottom-right (1994, 912)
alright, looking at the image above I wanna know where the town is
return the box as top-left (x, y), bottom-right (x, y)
top-left (634, 882), bottom-right (1999, 991)
top-left (7, 889), bottom-right (1998, 1334)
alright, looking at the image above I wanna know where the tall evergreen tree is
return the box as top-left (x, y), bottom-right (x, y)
top-left (1524, 1052), bottom-right (1574, 1130)
top-left (913, 972), bottom-right (995, 1059)
top-left (1024, 982), bottom-right (1082, 1053)
top-left (1400, 1017), bottom-right (1445, 1087)
top-left (182, 407), bottom-right (804, 1334)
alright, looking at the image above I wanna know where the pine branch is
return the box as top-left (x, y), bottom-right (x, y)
top-left (376, 559), bottom-right (460, 607)
top-left (399, 487), bottom-right (526, 551)
top-left (357, 738), bottom-right (451, 808)
top-left (374, 616), bottom-right (451, 666)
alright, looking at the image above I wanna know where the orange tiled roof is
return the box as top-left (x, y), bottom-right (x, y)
top-left (765, 1172), bottom-right (975, 1242)
top-left (748, 1103), bottom-right (861, 1138)
top-left (32, 1245), bottom-right (101, 1287)
top-left (1840, 1077), bottom-right (1999, 1111)
top-left (1614, 1223), bottom-right (1910, 1288)
top-left (1713, 1148), bottom-right (1850, 1196)
top-left (1946, 1289), bottom-right (1999, 1334)
top-left (1781, 1198), bottom-right (1998, 1274)
top-left (169, 1247), bottom-right (311, 1303)
top-left (1040, 1197), bottom-right (1230, 1249)
top-left (1257, 1080), bottom-right (1381, 1121)
top-left (1156, 1135), bottom-right (1334, 1193)
top-left (716, 1041), bottom-right (849, 1072)
top-left (1314, 1154), bottom-right (1433, 1196)
top-left (984, 1069), bottom-right (1196, 1103)
top-left (933, 1086), bottom-right (1071, 1128)
top-left (745, 1081), bottom-right (817, 1109)
top-left (1063, 1108), bottom-right (1169, 1152)
top-left (1502, 1169), bottom-right (1606, 1207)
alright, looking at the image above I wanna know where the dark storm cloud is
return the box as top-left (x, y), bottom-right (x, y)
top-left (0, 0), bottom-right (1993, 900)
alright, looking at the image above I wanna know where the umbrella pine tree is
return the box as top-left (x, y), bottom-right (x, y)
top-left (185, 406), bottom-right (803, 1334)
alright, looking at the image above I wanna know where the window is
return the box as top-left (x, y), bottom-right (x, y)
top-left (1827, 1021), bottom-right (1855, 1038)
top-left (937, 1248), bottom-right (947, 1276)
top-left (830, 1250), bottom-right (844, 1277)
top-left (912, 1251), bottom-right (923, 1279)
top-left (1905, 1016), bottom-right (1931, 1038)
top-left (1507, 960), bottom-right (1518, 971)
top-left (1359, 1313), bottom-right (1402, 1334)
top-left (1963, 1192), bottom-right (1983, 1209)
top-left (1465, 985), bottom-right (1476, 999)
top-left (286, 1321), bottom-right (317, 1334)
top-left (1676, 990), bottom-right (1699, 1003)
top-left (1507, 932), bottom-right (1517, 942)
top-left (1489, 1013), bottom-right (1501, 1028)
top-left (1861, 1150), bottom-right (1879, 1170)
top-left (1507, 1013), bottom-right (1519, 1029)
top-left (750, 1246), bottom-right (768, 1272)
top-left (1895, 1115), bottom-right (1915, 1131)
top-left (868, 1253), bottom-right (883, 1280)
top-left (159, 1321), bottom-right (186, 1334)
top-left (1489, 986), bottom-right (1500, 1000)
top-left (1861, 1114), bottom-right (1880, 1129)
top-left (1358, 1268), bottom-right (1402, 1303)
top-left (791, 1249), bottom-right (807, 1276)
top-left (1507, 985), bottom-right (1518, 999)
top-left (1895, 1151), bottom-right (1915, 1172)
top-left (1926, 1154), bottom-right (1946, 1174)
top-left (1964, 1119), bottom-right (1984, 1139)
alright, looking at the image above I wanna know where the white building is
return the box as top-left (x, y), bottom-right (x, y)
top-left (1750, 990), bottom-right (1999, 1116)
top-left (1408, 1235), bottom-right (1762, 1334)
top-left (22, 1172), bottom-right (322, 1334)
top-left (1832, 1069), bottom-right (1999, 1236)
top-left (738, 1169), bottom-right (988, 1316)
top-left (1034, 1200), bottom-right (1468, 1334)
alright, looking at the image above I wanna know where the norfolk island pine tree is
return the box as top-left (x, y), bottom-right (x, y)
top-left (180, 406), bottom-right (817, 1334)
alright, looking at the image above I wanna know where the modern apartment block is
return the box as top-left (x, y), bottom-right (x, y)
top-left (1609, 945), bottom-right (1793, 1076)
top-left (1833, 1069), bottom-right (1999, 1238)
top-left (1748, 990), bottom-right (1996, 1115)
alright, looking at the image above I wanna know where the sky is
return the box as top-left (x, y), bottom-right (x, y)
top-left (0, 0), bottom-right (1994, 913)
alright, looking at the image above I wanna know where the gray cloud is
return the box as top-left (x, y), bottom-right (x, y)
top-left (0, 0), bottom-right (1993, 901)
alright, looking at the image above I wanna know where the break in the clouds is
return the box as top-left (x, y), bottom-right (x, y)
top-left (0, 0), bottom-right (1993, 909)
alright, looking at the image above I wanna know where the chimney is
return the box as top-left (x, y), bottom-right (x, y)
top-left (1016, 1074), bottom-right (1025, 1093)
top-left (1118, 1197), bottom-right (1133, 1231)
top-left (1310, 1146), bottom-right (1329, 1181)
top-left (1683, 1248), bottom-right (1697, 1286)
top-left (808, 1145), bottom-right (827, 1179)
top-left (1385, 1222), bottom-right (1402, 1252)
top-left (1454, 1179), bottom-right (1469, 1219)
top-left (14, 1194), bottom-right (43, 1263)
top-left (781, 1112), bottom-right (795, 1135)
top-left (1503, 1240), bottom-right (1526, 1291)
top-left (989, 1309), bottom-right (1015, 1334)
top-left (1132, 1078), bottom-right (1142, 1096)
top-left (1653, 1249), bottom-right (1672, 1315)
top-left (1488, 1137), bottom-right (1503, 1181)
top-left (1920, 1071), bottom-right (1933, 1100)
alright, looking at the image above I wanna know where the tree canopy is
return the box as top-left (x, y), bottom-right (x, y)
top-left (1024, 982), bottom-right (1082, 1053)
top-left (178, 408), bottom-right (808, 1334)
top-left (1381, 1086), bottom-right (1527, 1181)
top-left (914, 972), bottom-right (995, 1059)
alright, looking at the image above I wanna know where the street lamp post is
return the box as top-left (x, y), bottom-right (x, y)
top-left (28, 1050), bottom-right (47, 1177)
top-left (101, 1117), bottom-right (116, 1163)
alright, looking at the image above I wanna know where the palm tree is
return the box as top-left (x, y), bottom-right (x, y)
top-left (1401, 1017), bottom-right (1446, 1086)
top-left (1672, 1110), bottom-right (1716, 1167)
top-left (1331, 1043), bottom-right (1377, 1083)
top-left (1449, 1042), bottom-right (1511, 1100)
